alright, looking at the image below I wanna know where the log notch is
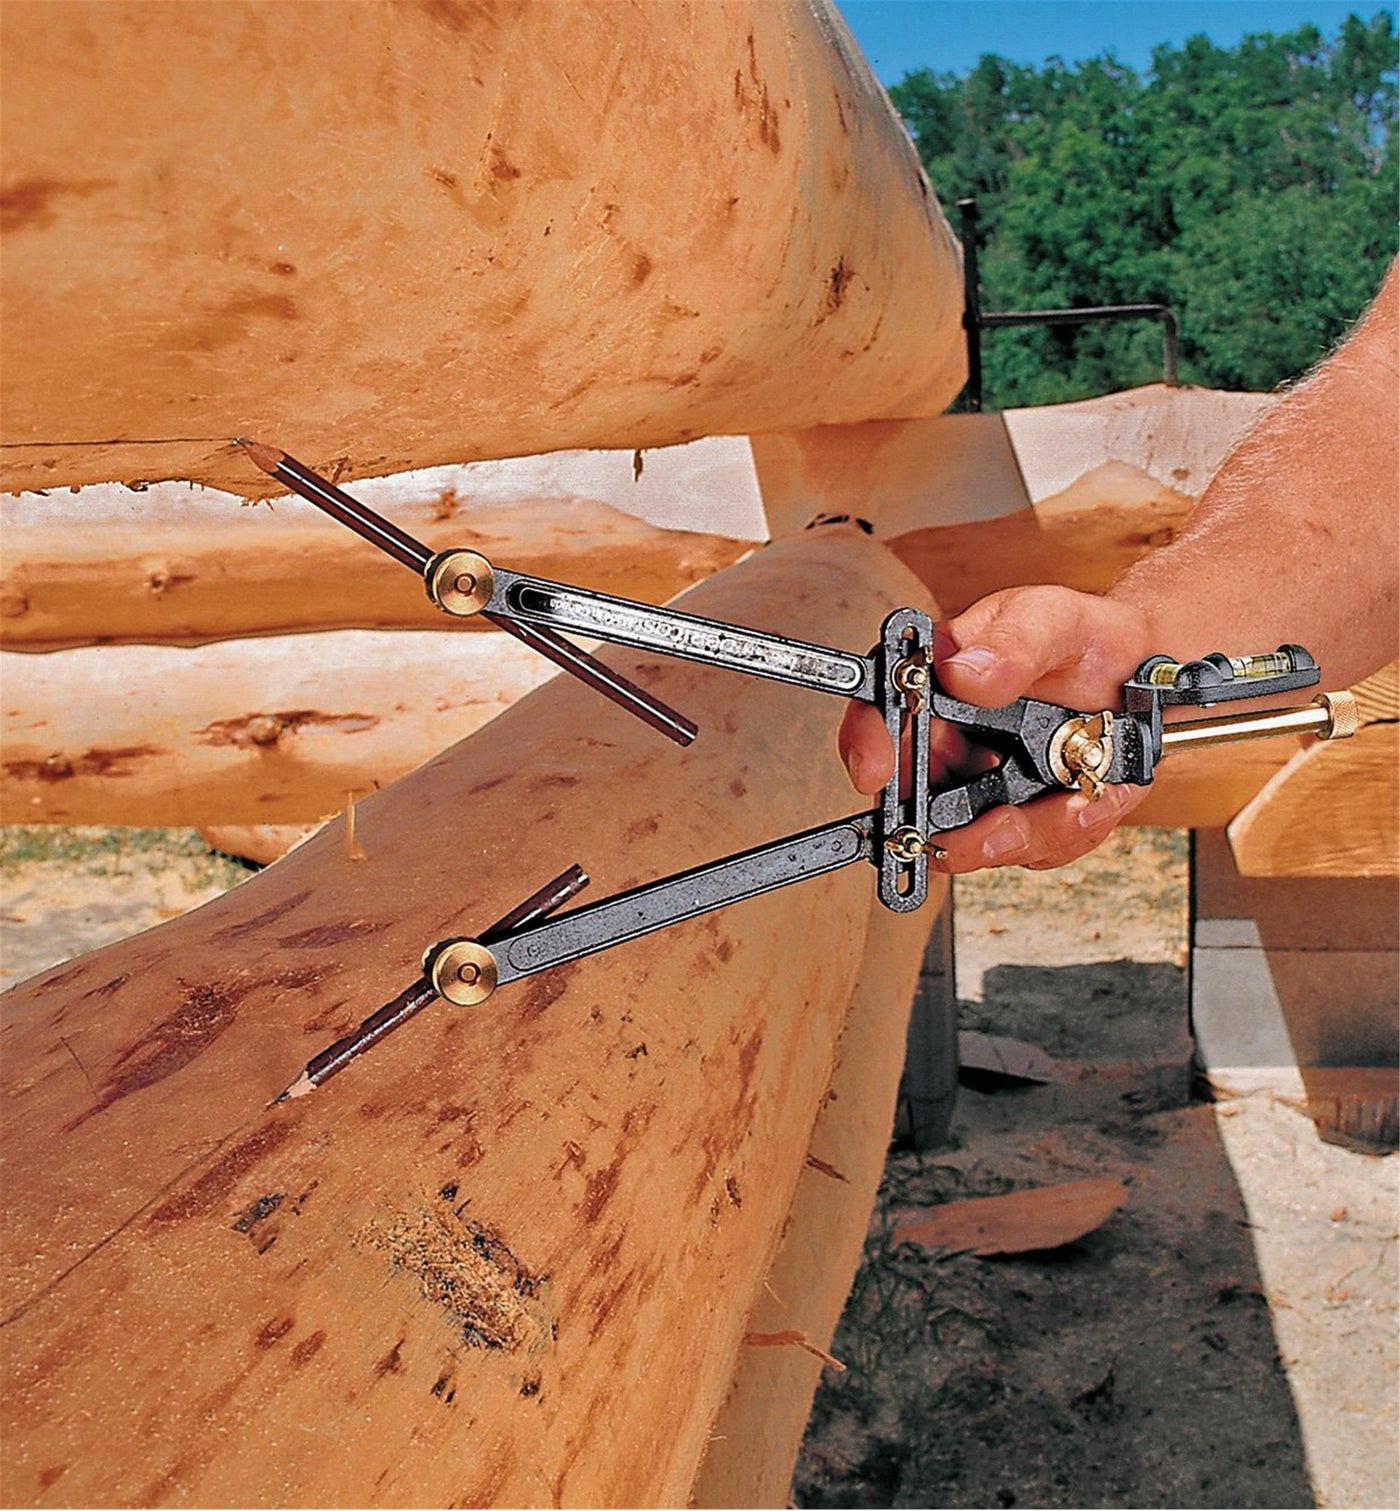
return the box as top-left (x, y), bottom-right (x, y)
top-left (0, 0), bottom-right (964, 499)
top-left (754, 385), bottom-right (1276, 599)
top-left (753, 387), bottom-right (1325, 833)
top-left (0, 529), bottom-right (940, 1508)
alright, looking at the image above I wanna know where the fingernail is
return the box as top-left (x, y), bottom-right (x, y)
top-left (981, 816), bottom-right (1025, 862)
top-left (943, 646), bottom-right (997, 677)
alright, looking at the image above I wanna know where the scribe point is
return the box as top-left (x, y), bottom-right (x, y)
top-left (234, 437), bottom-right (286, 475)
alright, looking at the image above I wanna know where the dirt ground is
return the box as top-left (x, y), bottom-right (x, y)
top-left (798, 829), bottom-right (1398, 1511)
top-left (1, 825), bottom-right (1395, 1509)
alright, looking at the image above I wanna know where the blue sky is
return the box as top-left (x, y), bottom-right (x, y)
top-left (833, 1), bottom-right (1395, 84)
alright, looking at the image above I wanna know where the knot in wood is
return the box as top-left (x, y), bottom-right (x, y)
top-left (247, 714), bottom-right (286, 747)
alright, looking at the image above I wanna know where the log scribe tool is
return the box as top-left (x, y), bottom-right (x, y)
top-left (237, 443), bottom-right (1359, 1099)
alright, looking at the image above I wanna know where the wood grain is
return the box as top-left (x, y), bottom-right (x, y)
top-left (893, 1179), bottom-right (1129, 1258)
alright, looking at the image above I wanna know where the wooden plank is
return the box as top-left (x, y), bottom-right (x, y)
top-left (1190, 830), bottom-right (1398, 1153)
top-left (1227, 722), bottom-right (1398, 878)
top-left (1193, 829), bottom-right (1399, 954)
top-left (0, 0), bottom-right (964, 499)
top-left (958, 1030), bottom-right (1060, 1086)
top-left (0, 527), bottom-right (941, 1508)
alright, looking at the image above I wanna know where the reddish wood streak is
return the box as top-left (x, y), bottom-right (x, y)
top-left (255, 1317), bottom-right (295, 1350)
top-left (0, 175), bottom-right (111, 233)
top-left (373, 1339), bottom-right (406, 1378)
top-left (580, 1158), bottom-right (622, 1223)
top-left (277, 919), bottom-right (385, 950)
top-left (66, 979), bottom-right (259, 1128)
top-left (5, 745), bottom-right (159, 783)
top-left (215, 891), bottom-right (311, 942)
top-left (290, 1329), bottom-right (327, 1367)
top-left (148, 1119), bottom-right (298, 1226)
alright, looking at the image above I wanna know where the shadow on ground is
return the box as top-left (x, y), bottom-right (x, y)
top-left (796, 960), bottom-right (1316, 1510)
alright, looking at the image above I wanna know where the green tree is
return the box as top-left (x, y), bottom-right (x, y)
top-left (890, 14), bottom-right (1398, 407)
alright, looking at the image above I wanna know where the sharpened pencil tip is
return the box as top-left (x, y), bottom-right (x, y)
top-left (234, 437), bottom-right (286, 475)
top-left (276, 1070), bottom-right (316, 1102)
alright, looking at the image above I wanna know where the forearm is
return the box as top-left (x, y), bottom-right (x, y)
top-left (840, 259), bottom-right (1398, 872)
top-left (1110, 260), bottom-right (1399, 690)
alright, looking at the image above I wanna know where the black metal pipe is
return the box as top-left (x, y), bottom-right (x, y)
top-left (981, 303), bottom-right (1180, 386)
top-left (954, 196), bottom-right (1181, 406)
top-left (957, 198), bottom-right (984, 412)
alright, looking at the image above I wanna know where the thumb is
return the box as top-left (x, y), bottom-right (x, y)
top-left (938, 586), bottom-right (1152, 708)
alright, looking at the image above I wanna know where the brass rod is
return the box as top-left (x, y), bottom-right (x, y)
top-left (1160, 692), bottom-right (1357, 753)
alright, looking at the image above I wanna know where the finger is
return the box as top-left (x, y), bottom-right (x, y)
top-left (937, 589), bottom-right (1151, 709)
top-left (837, 700), bottom-right (894, 794)
top-left (841, 700), bottom-right (978, 794)
top-left (928, 720), bottom-right (973, 785)
top-left (929, 782), bottom-right (1149, 875)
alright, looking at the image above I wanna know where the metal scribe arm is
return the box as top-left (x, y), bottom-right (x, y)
top-left (427, 817), bottom-right (877, 1003)
top-left (484, 565), bottom-right (878, 700)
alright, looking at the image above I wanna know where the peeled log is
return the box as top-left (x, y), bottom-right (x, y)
top-left (0, 529), bottom-right (939, 1508)
top-left (1, 630), bottom-right (559, 826)
top-left (692, 891), bottom-right (943, 1505)
top-left (0, 491), bottom-right (749, 651)
top-left (2, 472), bottom-right (1321, 833)
top-left (0, 0), bottom-right (964, 498)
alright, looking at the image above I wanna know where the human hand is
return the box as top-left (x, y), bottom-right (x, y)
top-left (838, 586), bottom-right (1158, 873)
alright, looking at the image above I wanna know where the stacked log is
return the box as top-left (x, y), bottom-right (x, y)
top-left (0, 489), bottom-right (750, 651)
top-left (1, 629), bottom-right (555, 827)
top-left (0, 0), bottom-right (964, 498)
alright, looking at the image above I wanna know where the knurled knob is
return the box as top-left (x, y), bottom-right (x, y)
top-left (1316, 691), bottom-right (1359, 740)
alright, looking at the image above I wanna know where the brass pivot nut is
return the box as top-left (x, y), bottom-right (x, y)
top-left (425, 938), bottom-right (499, 1006)
top-left (891, 650), bottom-right (932, 714)
top-left (884, 825), bottom-right (929, 863)
top-left (1049, 711), bottom-right (1115, 797)
top-left (425, 549), bottom-right (495, 617)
